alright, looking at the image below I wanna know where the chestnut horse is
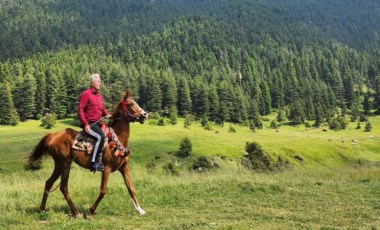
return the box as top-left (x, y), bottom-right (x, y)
top-left (26, 92), bottom-right (148, 218)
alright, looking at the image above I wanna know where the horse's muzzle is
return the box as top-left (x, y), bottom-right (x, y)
top-left (138, 110), bottom-right (148, 124)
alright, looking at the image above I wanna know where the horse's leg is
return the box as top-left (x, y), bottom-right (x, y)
top-left (59, 164), bottom-right (80, 217)
top-left (120, 166), bottom-right (146, 215)
top-left (39, 164), bottom-right (60, 212)
top-left (87, 167), bottom-right (111, 219)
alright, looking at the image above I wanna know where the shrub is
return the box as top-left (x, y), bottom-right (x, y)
top-left (149, 112), bottom-right (161, 120)
top-left (204, 122), bottom-right (213, 130)
top-left (242, 141), bottom-right (273, 172)
top-left (169, 113), bottom-right (178, 125)
top-left (41, 113), bottom-right (57, 129)
top-left (249, 120), bottom-right (256, 132)
top-left (228, 124), bottom-right (236, 133)
top-left (359, 114), bottom-right (368, 122)
top-left (177, 137), bottom-right (192, 158)
top-left (184, 114), bottom-right (194, 128)
top-left (157, 118), bottom-right (165, 126)
top-left (365, 121), bottom-right (372, 132)
top-left (200, 116), bottom-right (208, 127)
top-left (328, 115), bottom-right (346, 130)
top-left (270, 120), bottom-right (278, 129)
top-left (192, 156), bottom-right (218, 172)
top-left (163, 162), bottom-right (180, 176)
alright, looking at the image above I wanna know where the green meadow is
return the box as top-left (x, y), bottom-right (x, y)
top-left (0, 117), bottom-right (379, 229)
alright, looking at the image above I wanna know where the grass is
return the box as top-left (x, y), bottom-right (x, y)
top-left (0, 117), bottom-right (379, 229)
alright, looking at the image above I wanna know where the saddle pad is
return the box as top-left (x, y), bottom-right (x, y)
top-left (72, 131), bottom-right (108, 154)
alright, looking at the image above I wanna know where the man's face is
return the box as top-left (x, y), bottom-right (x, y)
top-left (91, 78), bottom-right (101, 91)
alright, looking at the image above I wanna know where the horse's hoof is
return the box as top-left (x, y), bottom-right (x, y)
top-left (73, 212), bottom-right (83, 219)
top-left (85, 210), bottom-right (94, 221)
top-left (136, 207), bottom-right (146, 215)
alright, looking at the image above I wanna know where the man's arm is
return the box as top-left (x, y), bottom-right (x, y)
top-left (78, 91), bottom-right (89, 128)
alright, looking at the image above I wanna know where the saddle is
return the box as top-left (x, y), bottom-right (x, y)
top-left (72, 124), bottom-right (129, 157)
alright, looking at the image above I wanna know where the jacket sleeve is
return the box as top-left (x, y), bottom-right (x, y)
top-left (78, 92), bottom-right (89, 127)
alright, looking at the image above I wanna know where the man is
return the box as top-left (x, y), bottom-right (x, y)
top-left (78, 74), bottom-right (111, 172)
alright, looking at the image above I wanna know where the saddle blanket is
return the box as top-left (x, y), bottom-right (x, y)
top-left (72, 130), bottom-right (108, 154)
top-left (72, 127), bottom-right (129, 157)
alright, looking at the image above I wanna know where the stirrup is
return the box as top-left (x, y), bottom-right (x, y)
top-left (90, 162), bottom-right (104, 172)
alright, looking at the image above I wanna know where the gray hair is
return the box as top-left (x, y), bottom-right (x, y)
top-left (90, 74), bottom-right (101, 83)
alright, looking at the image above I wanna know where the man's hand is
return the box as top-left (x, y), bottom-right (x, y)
top-left (106, 114), bottom-right (112, 118)
top-left (84, 125), bottom-right (91, 134)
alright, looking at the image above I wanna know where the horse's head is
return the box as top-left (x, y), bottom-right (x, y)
top-left (113, 92), bottom-right (148, 124)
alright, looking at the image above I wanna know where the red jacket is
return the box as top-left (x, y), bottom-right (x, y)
top-left (78, 88), bottom-right (109, 127)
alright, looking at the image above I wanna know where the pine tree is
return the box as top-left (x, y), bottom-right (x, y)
top-left (0, 83), bottom-right (19, 125)
top-left (34, 71), bottom-right (46, 119)
top-left (288, 100), bottom-right (306, 125)
top-left (145, 75), bottom-right (162, 113)
top-left (161, 70), bottom-right (177, 116)
top-left (363, 93), bottom-right (371, 115)
top-left (192, 79), bottom-right (209, 119)
top-left (177, 76), bottom-right (192, 116)
top-left (208, 84), bottom-right (220, 122)
top-left (13, 73), bottom-right (36, 121)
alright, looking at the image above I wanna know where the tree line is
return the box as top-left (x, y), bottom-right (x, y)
top-left (0, 0), bottom-right (379, 126)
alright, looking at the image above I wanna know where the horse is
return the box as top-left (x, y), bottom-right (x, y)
top-left (26, 92), bottom-right (148, 219)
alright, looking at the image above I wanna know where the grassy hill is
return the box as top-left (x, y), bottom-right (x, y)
top-left (0, 118), bottom-right (379, 229)
top-left (1, 116), bottom-right (379, 172)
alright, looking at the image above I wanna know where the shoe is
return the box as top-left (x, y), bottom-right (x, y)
top-left (90, 162), bottom-right (104, 172)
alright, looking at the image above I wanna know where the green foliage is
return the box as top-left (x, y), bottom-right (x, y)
top-left (184, 114), bottom-right (194, 128)
top-left (228, 124), bottom-right (236, 133)
top-left (270, 120), bottom-right (278, 129)
top-left (203, 122), bottom-right (213, 131)
top-left (242, 142), bottom-right (273, 172)
top-left (169, 113), bottom-right (178, 125)
top-left (177, 136), bottom-right (192, 158)
top-left (288, 100), bottom-right (306, 125)
top-left (329, 115), bottom-right (347, 130)
top-left (163, 161), bottom-right (180, 176)
top-left (0, 0), bottom-right (379, 132)
top-left (0, 83), bottom-right (19, 126)
top-left (157, 118), bottom-right (165, 126)
top-left (192, 156), bottom-right (217, 172)
top-left (41, 113), bottom-right (57, 129)
top-left (364, 121), bottom-right (372, 132)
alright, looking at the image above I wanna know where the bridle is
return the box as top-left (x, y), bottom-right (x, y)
top-left (118, 97), bottom-right (147, 123)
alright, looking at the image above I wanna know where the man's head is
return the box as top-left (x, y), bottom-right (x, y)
top-left (90, 74), bottom-right (101, 91)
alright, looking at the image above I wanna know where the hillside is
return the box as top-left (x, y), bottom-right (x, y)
top-left (0, 0), bottom-right (379, 135)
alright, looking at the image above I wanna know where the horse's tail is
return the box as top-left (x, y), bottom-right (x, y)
top-left (26, 133), bottom-right (53, 168)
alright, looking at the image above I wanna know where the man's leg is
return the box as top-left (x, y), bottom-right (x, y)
top-left (88, 124), bottom-right (105, 171)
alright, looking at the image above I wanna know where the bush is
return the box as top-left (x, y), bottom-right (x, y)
top-left (270, 120), bottom-right (278, 129)
top-left (184, 114), bottom-right (194, 128)
top-left (169, 113), bottom-right (178, 125)
top-left (228, 124), bottom-right (236, 133)
top-left (204, 122), bottom-right (213, 130)
top-left (41, 113), bottom-right (57, 129)
top-left (365, 121), bottom-right (372, 132)
top-left (177, 137), bottom-right (192, 158)
top-left (163, 162), bottom-right (180, 176)
top-left (157, 118), bottom-right (165, 126)
top-left (149, 112), bottom-right (161, 120)
top-left (192, 156), bottom-right (217, 172)
top-left (328, 115), bottom-right (346, 130)
top-left (242, 141), bottom-right (273, 172)
top-left (359, 114), bottom-right (368, 122)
